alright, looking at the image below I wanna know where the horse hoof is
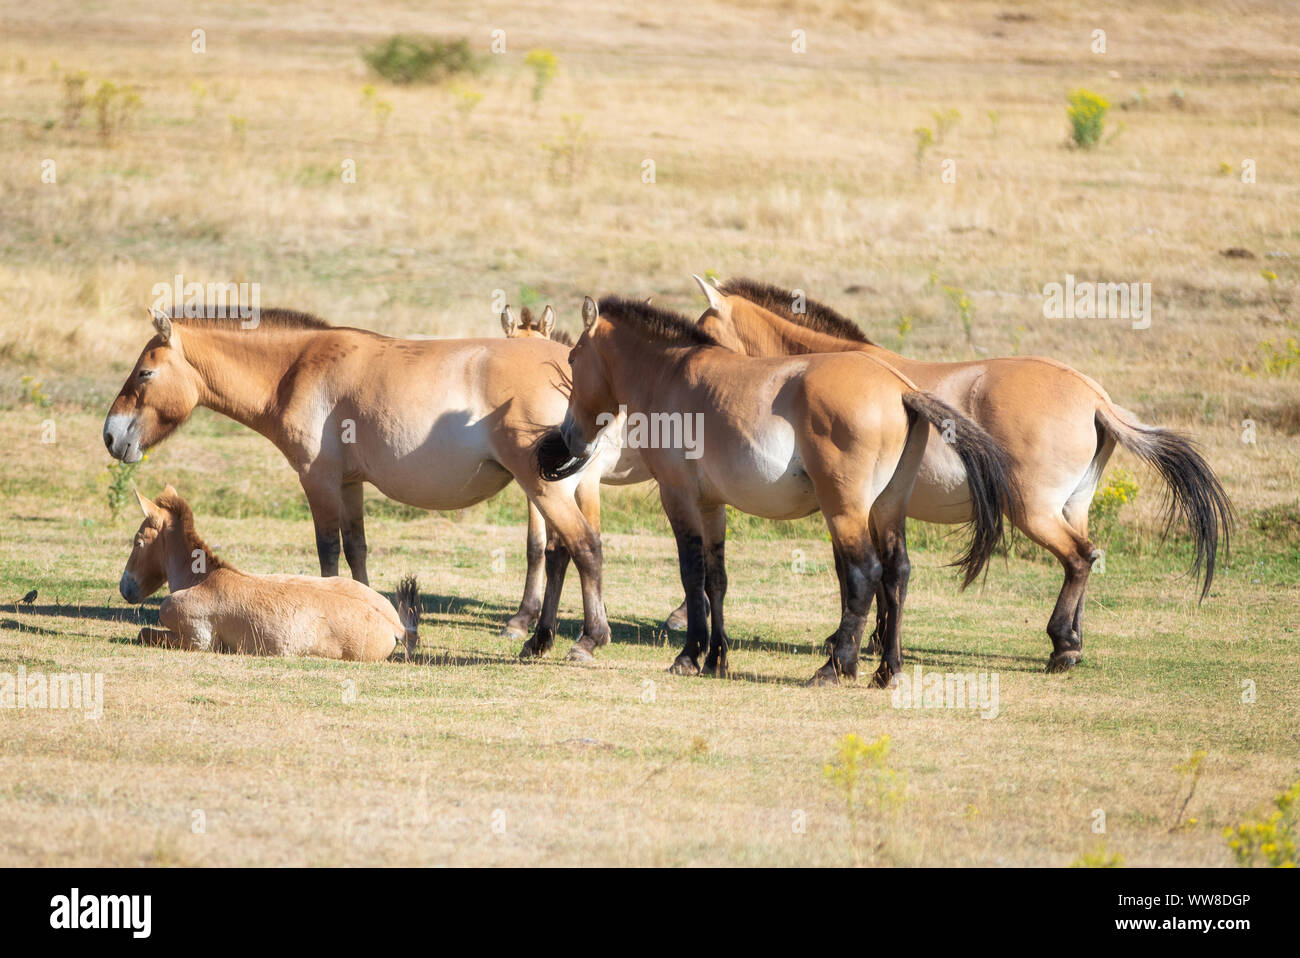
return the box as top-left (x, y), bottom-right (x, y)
top-left (870, 667), bottom-right (899, 689)
top-left (1046, 650), bottom-right (1082, 673)
top-left (518, 639), bottom-right (551, 661)
top-left (664, 610), bottom-right (689, 632)
top-left (501, 625), bottom-right (528, 640)
top-left (565, 645), bottom-right (596, 664)
top-left (809, 667), bottom-right (840, 687)
top-left (701, 660), bottom-right (729, 678)
top-left (668, 656), bottom-right (700, 676)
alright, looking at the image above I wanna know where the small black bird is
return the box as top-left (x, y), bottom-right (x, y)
top-left (19, 589), bottom-right (37, 605)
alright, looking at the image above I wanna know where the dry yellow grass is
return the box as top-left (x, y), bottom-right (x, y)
top-left (0, 0), bottom-right (1297, 866)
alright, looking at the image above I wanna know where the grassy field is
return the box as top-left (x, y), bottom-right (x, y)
top-left (1, 0), bottom-right (1298, 866)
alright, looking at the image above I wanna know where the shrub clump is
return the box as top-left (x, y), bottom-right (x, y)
top-left (361, 35), bottom-right (481, 85)
top-left (1067, 88), bottom-right (1109, 148)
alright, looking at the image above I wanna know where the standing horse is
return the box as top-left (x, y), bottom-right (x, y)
top-left (104, 308), bottom-right (616, 660)
top-left (120, 486), bottom-right (419, 660)
top-left (537, 297), bottom-right (1018, 685)
top-left (693, 277), bottom-right (1233, 671)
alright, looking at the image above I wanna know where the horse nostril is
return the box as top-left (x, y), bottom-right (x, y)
top-left (103, 431), bottom-right (114, 451)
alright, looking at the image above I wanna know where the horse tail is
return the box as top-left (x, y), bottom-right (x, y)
top-left (396, 576), bottom-right (420, 658)
top-left (901, 391), bottom-right (1021, 589)
top-left (1095, 404), bottom-right (1233, 601)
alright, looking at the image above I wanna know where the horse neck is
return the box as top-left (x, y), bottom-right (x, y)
top-left (162, 520), bottom-right (213, 592)
top-left (180, 326), bottom-right (307, 439)
top-left (601, 327), bottom-right (704, 413)
top-left (732, 301), bottom-right (896, 361)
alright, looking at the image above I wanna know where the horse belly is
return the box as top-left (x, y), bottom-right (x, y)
top-left (362, 417), bottom-right (514, 510)
top-left (701, 424), bottom-right (819, 520)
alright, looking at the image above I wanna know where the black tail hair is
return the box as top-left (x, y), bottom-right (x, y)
top-left (396, 576), bottom-right (419, 658)
top-left (901, 392), bottom-right (1020, 589)
top-left (536, 427), bottom-right (588, 482)
top-left (1096, 407), bottom-right (1233, 601)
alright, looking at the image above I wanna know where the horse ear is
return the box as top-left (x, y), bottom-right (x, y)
top-left (693, 274), bottom-right (726, 313)
top-left (149, 308), bottom-right (172, 344)
top-left (134, 487), bottom-right (156, 519)
top-left (500, 305), bottom-right (517, 336)
top-left (581, 296), bottom-right (599, 331)
top-left (539, 305), bottom-right (555, 337)
top-left (162, 483), bottom-right (178, 500)
top-left (643, 296), bottom-right (653, 305)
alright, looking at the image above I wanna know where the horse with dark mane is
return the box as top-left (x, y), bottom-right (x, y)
top-left (693, 276), bottom-right (1233, 672)
top-left (538, 296), bottom-right (1018, 685)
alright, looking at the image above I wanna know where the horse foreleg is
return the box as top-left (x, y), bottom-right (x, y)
top-left (504, 498), bottom-right (546, 639)
top-left (658, 490), bottom-right (709, 676)
top-left (700, 504), bottom-right (730, 677)
top-left (555, 472), bottom-right (610, 662)
top-left (301, 477), bottom-right (343, 577)
top-left (137, 626), bottom-right (202, 650)
top-left (340, 480), bottom-right (369, 585)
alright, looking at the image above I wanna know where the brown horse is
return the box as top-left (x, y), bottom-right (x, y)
top-left (104, 308), bottom-right (617, 660)
top-left (120, 486), bottom-right (418, 660)
top-left (537, 297), bottom-right (1018, 685)
top-left (693, 277), bottom-right (1233, 671)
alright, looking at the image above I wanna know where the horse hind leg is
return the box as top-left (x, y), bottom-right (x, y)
top-left (503, 498), bottom-right (546, 639)
top-left (1019, 505), bottom-right (1099, 673)
top-left (867, 510), bottom-right (911, 689)
top-left (519, 523), bottom-right (568, 660)
top-left (811, 512), bottom-right (883, 687)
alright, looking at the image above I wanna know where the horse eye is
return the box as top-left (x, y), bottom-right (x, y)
top-left (138, 368), bottom-right (154, 380)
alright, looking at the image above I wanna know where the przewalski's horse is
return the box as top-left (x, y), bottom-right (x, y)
top-left (103, 308), bottom-right (617, 659)
top-left (694, 277), bottom-right (1233, 672)
top-left (537, 297), bottom-right (1018, 686)
top-left (500, 304), bottom-right (574, 345)
top-left (120, 486), bottom-right (419, 660)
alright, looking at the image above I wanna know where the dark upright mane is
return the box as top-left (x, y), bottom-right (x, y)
top-left (168, 307), bottom-right (332, 331)
top-left (153, 492), bottom-right (233, 571)
top-left (596, 296), bottom-right (718, 347)
top-left (717, 278), bottom-right (873, 345)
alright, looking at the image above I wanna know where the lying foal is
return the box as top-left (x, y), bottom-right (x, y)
top-left (119, 486), bottom-right (418, 661)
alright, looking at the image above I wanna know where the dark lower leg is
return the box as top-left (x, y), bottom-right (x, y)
top-left (813, 541), bottom-right (881, 684)
top-left (1046, 556), bottom-right (1092, 672)
top-left (671, 528), bottom-right (709, 674)
top-left (340, 481), bottom-right (369, 585)
top-left (871, 537), bottom-right (910, 686)
top-left (521, 537), bottom-right (569, 658)
top-left (701, 508), bottom-right (729, 676)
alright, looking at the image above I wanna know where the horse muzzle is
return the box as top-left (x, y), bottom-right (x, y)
top-left (103, 414), bottom-right (143, 463)
top-left (119, 573), bottom-right (141, 604)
